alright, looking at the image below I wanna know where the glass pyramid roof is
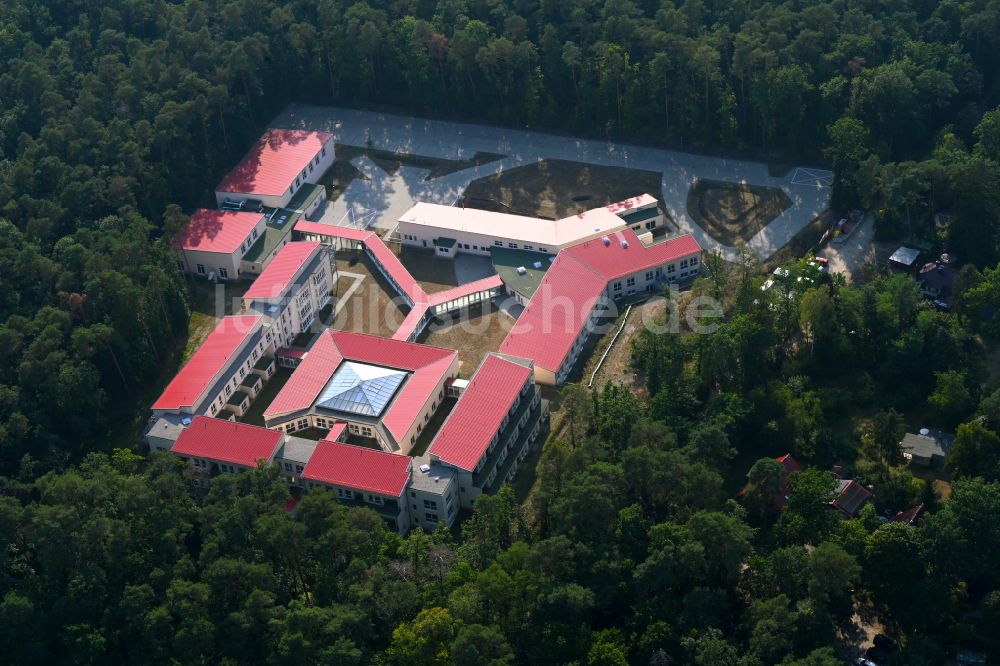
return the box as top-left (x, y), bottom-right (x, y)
top-left (316, 361), bottom-right (408, 417)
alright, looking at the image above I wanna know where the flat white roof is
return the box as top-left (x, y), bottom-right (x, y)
top-left (398, 194), bottom-right (658, 250)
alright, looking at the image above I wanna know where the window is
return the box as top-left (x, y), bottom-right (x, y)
top-left (295, 177), bottom-right (300, 187)
top-left (410, 491), bottom-right (416, 498)
top-left (613, 282), bottom-right (622, 292)
top-left (667, 264), bottom-right (676, 274)
top-left (539, 247), bottom-right (548, 253)
top-left (473, 245), bottom-right (478, 251)
top-left (196, 264), bottom-right (205, 274)
top-left (295, 465), bottom-right (303, 474)
top-left (680, 259), bottom-right (689, 269)
top-left (210, 404), bottom-right (217, 416)
top-left (425, 512), bottom-right (439, 523)
top-left (690, 256), bottom-right (699, 266)
top-left (321, 147), bottom-right (327, 157)
top-left (366, 494), bottom-right (384, 506)
top-left (646, 271), bottom-right (654, 281)
top-left (308, 164), bottom-right (313, 173)
top-left (219, 268), bottom-right (229, 279)
top-left (252, 229), bottom-right (258, 239)
top-left (646, 221), bottom-right (656, 230)
top-left (176, 260), bottom-right (184, 271)
top-left (423, 499), bottom-right (438, 509)
top-left (524, 245), bottom-right (533, 251)
top-left (626, 277), bottom-right (636, 287)
top-left (284, 463), bottom-right (292, 472)
top-left (508, 242), bottom-right (517, 249)
top-left (224, 385), bottom-right (231, 397)
top-left (337, 488), bottom-right (352, 499)
top-left (494, 240), bottom-right (502, 247)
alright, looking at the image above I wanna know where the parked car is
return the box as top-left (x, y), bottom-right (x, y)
top-left (243, 198), bottom-right (264, 212)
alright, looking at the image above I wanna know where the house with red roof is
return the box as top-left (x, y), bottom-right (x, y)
top-left (215, 129), bottom-right (335, 211)
top-left (173, 209), bottom-right (268, 281)
top-left (241, 241), bottom-right (334, 355)
top-left (737, 453), bottom-right (801, 511)
top-left (500, 229), bottom-right (702, 384)
top-left (425, 353), bottom-right (545, 512)
top-left (263, 331), bottom-right (459, 455)
top-left (169, 416), bottom-right (283, 487)
top-left (151, 315), bottom-right (273, 420)
top-left (302, 438), bottom-right (414, 533)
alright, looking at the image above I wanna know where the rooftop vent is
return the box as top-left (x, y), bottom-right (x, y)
top-left (516, 266), bottom-right (527, 275)
top-left (602, 236), bottom-right (611, 246)
top-left (533, 261), bottom-right (543, 269)
top-left (621, 240), bottom-right (629, 249)
top-left (419, 464), bottom-right (431, 473)
top-left (181, 417), bottom-right (192, 426)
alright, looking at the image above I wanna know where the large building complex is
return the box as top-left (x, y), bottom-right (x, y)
top-left (146, 124), bottom-right (710, 536)
top-left (397, 194), bottom-right (664, 258)
top-left (263, 331), bottom-right (459, 454)
top-left (216, 129), bottom-right (336, 212)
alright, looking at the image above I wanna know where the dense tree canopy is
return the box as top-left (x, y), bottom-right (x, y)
top-left (3, 0), bottom-right (1000, 662)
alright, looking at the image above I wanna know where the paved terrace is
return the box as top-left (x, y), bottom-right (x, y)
top-left (273, 105), bottom-right (832, 261)
top-left (294, 222), bottom-right (503, 342)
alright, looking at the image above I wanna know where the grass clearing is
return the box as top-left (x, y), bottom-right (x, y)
top-left (687, 178), bottom-right (791, 246)
top-left (462, 158), bottom-right (664, 220)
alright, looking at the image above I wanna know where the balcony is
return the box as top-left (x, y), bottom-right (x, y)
top-left (474, 388), bottom-right (543, 488)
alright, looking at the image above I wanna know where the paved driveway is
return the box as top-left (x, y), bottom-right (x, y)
top-left (274, 105), bottom-right (831, 261)
top-left (821, 213), bottom-right (875, 282)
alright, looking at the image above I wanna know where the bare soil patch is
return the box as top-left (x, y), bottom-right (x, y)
top-left (332, 253), bottom-right (408, 338)
top-left (462, 158), bottom-right (664, 220)
top-left (419, 303), bottom-right (512, 375)
top-left (395, 246), bottom-right (459, 294)
top-left (688, 178), bottom-right (791, 246)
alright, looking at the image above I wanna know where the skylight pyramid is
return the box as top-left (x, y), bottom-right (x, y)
top-left (316, 361), bottom-right (407, 417)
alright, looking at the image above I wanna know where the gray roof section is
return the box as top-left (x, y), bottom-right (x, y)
top-left (410, 454), bottom-right (456, 495)
top-left (275, 435), bottom-right (320, 465)
top-left (889, 246), bottom-right (921, 266)
top-left (145, 414), bottom-right (188, 450)
top-left (902, 430), bottom-right (955, 459)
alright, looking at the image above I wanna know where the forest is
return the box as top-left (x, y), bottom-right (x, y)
top-left (2, 0), bottom-right (1000, 663)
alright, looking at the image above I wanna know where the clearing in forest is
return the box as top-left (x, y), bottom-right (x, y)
top-left (461, 158), bottom-right (665, 220)
top-left (687, 178), bottom-right (792, 246)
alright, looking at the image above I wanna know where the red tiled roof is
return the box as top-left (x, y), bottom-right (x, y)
top-left (173, 209), bottom-right (264, 254)
top-left (265, 332), bottom-right (344, 420)
top-left (392, 303), bottom-right (430, 342)
top-left (264, 331), bottom-right (457, 444)
top-left (563, 229), bottom-right (702, 281)
top-left (217, 129), bottom-right (333, 197)
top-left (500, 231), bottom-right (701, 374)
top-left (292, 222), bottom-right (426, 304)
top-left (171, 416), bottom-right (281, 467)
top-left (426, 274), bottom-right (504, 307)
top-left (243, 241), bottom-right (321, 300)
top-left (153, 315), bottom-right (262, 411)
top-left (326, 422), bottom-right (348, 442)
top-left (381, 354), bottom-right (455, 443)
top-left (302, 439), bottom-right (411, 497)
top-left (430, 355), bottom-right (532, 471)
top-left (499, 251), bottom-right (607, 373)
